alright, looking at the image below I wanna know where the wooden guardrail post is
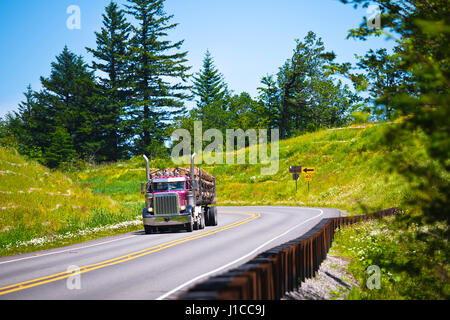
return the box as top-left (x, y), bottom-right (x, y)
top-left (177, 208), bottom-right (399, 300)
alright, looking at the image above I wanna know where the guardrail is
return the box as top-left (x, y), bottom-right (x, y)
top-left (176, 207), bottom-right (399, 300)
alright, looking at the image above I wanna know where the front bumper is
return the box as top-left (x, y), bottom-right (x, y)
top-left (143, 214), bottom-right (191, 227)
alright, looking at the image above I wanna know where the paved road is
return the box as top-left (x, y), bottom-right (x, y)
top-left (0, 206), bottom-right (341, 300)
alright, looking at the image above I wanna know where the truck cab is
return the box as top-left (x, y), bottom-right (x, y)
top-left (141, 154), bottom-right (218, 234)
top-left (150, 175), bottom-right (189, 213)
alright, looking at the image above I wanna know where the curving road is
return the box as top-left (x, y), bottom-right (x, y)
top-left (0, 206), bottom-right (342, 300)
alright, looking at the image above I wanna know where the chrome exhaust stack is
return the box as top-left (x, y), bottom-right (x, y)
top-left (189, 153), bottom-right (196, 207)
top-left (143, 155), bottom-right (150, 182)
top-left (190, 153), bottom-right (196, 184)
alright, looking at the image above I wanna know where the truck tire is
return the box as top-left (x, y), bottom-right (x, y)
top-left (204, 207), bottom-right (211, 226)
top-left (144, 225), bottom-right (152, 234)
top-left (199, 211), bottom-right (205, 230)
top-left (193, 217), bottom-right (199, 231)
top-left (145, 226), bottom-right (157, 234)
top-left (210, 207), bottom-right (218, 226)
top-left (186, 218), bottom-right (193, 232)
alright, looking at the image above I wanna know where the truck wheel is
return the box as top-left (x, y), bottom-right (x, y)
top-left (193, 217), bottom-right (199, 231)
top-left (186, 219), bottom-right (193, 232)
top-left (204, 207), bottom-right (211, 226)
top-left (144, 226), bottom-right (153, 234)
top-left (199, 211), bottom-right (205, 230)
top-left (210, 207), bottom-right (218, 226)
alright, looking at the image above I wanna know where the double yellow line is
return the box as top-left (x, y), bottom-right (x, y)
top-left (0, 210), bottom-right (260, 296)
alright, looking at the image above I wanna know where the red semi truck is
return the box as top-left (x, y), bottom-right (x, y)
top-left (141, 153), bottom-right (218, 234)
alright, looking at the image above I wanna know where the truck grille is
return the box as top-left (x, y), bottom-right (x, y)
top-left (154, 193), bottom-right (179, 215)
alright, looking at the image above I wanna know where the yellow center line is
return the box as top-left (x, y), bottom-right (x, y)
top-left (0, 210), bottom-right (260, 296)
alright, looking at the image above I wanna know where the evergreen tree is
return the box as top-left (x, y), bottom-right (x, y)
top-left (192, 50), bottom-right (228, 109)
top-left (14, 85), bottom-right (37, 151)
top-left (189, 50), bottom-right (230, 131)
top-left (45, 126), bottom-right (76, 169)
top-left (262, 31), bottom-right (356, 137)
top-left (227, 92), bottom-right (261, 130)
top-left (17, 85), bottom-right (34, 121)
top-left (3, 85), bottom-right (51, 161)
top-left (331, 48), bottom-right (408, 120)
top-left (257, 75), bottom-right (281, 130)
top-left (39, 46), bottom-right (104, 163)
top-left (125, 0), bottom-right (191, 158)
top-left (277, 32), bottom-right (337, 137)
top-left (308, 78), bottom-right (356, 129)
top-left (86, 1), bottom-right (131, 160)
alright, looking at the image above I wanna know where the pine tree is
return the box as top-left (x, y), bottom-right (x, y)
top-left (277, 32), bottom-right (327, 137)
top-left (257, 75), bottom-right (281, 130)
top-left (192, 50), bottom-right (228, 109)
top-left (190, 50), bottom-right (230, 131)
top-left (45, 126), bottom-right (76, 169)
top-left (276, 31), bottom-right (353, 136)
top-left (14, 85), bottom-right (36, 150)
top-left (6, 85), bottom-right (51, 162)
top-left (125, 0), bottom-right (191, 158)
top-left (354, 48), bottom-right (406, 120)
top-left (86, 1), bottom-right (131, 160)
top-left (227, 92), bottom-right (261, 130)
top-left (39, 46), bottom-right (104, 163)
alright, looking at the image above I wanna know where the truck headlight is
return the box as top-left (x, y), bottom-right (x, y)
top-left (147, 207), bottom-right (153, 213)
top-left (180, 205), bottom-right (186, 211)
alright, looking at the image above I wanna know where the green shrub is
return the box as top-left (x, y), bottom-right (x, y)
top-left (332, 216), bottom-right (449, 300)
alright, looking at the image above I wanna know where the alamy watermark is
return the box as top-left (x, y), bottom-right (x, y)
top-left (366, 4), bottom-right (381, 30)
top-left (171, 121), bottom-right (279, 175)
top-left (66, 5), bottom-right (81, 30)
top-left (66, 265), bottom-right (82, 290)
top-left (366, 265), bottom-right (381, 290)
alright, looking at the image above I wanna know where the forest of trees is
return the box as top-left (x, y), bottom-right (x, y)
top-left (0, 0), bottom-right (417, 168)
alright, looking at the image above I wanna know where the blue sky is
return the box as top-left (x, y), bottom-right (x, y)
top-left (0, 0), bottom-right (394, 118)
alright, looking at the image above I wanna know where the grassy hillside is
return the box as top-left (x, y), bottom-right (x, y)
top-left (73, 122), bottom-right (413, 215)
top-left (0, 147), bottom-right (142, 256)
top-left (214, 123), bottom-right (408, 214)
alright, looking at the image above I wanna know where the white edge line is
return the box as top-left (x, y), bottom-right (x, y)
top-left (156, 208), bottom-right (324, 300)
top-left (0, 235), bottom-right (138, 265)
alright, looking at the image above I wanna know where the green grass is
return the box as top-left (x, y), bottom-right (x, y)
top-left (0, 146), bottom-right (143, 257)
top-left (72, 122), bottom-right (412, 215)
top-left (332, 217), bottom-right (449, 300)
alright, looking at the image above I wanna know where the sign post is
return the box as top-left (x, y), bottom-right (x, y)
top-left (302, 168), bottom-right (315, 192)
top-left (305, 173), bottom-right (312, 192)
top-left (293, 173), bottom-right (299, 191)
top-left (289, 166), bottom-right (302, 192)
top-left (290, 166), bottom-right (317, 192)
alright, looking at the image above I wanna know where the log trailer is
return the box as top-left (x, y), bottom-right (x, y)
top-left (141, 153), bottom-right (218, 234)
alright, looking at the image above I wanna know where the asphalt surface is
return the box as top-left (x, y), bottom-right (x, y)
top-left (0, 206), bottom-right (342, 300)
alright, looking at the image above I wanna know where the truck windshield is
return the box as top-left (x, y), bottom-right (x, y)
top-left (152, 182), bottom-right (185, 192)
top-left (153, 182), bottom-right (168, 192)
top-left (169, 182), bottom-right (185, 191)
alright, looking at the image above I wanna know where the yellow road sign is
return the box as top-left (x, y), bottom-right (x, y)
top-left (305, 174), bottom-right (313, 182)
top-left (302, 167), bottom-right (316, 175)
